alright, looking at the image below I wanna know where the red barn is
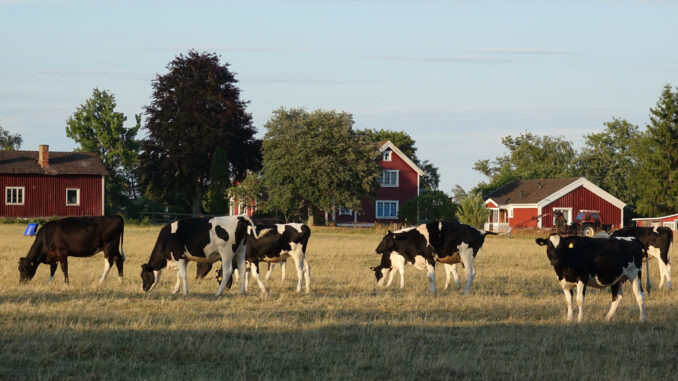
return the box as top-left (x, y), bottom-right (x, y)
top-left (0, 145), bottom-right (107, 218)
top-left (632, 213), bottom-right (678, 231)
top-left (483, 177), bottom-right (625, 232)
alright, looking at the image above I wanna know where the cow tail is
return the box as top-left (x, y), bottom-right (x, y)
top-left (645, 247), bottom-right (650, 295)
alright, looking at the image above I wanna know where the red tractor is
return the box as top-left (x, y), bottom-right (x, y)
top-left (569, 210), bottom-right (604, 237)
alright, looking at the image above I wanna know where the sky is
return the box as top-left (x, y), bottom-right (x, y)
top-left (1, 0), bottom-right (677, 193)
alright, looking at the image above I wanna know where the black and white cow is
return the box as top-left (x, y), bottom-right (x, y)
top-left (536, 234), bottom-right (649, 322)
top-left (140, 216), bottom-right (255, 296)
top-left (18, 215), bottom-right (125, 284)
top-left (370, 221), bottom-right (497, 294)
top-left (226, 223), bottom-right (311, 295)
top-left (611, 226), bottom-right (673, 290)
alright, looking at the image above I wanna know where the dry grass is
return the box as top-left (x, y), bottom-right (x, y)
top-left (1, 224), bottom-right (677, 380)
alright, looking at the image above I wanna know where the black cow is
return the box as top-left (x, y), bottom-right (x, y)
top-left (536, 234), bottom-right (648, 322)
top-left (18, 215), bottom-right (125, 284)
top-left (611, 226), bottom-right (673, 290)
top-left (140, 216), bottom-right (254, 296)
top-left (370, 221), bottom-right (497, 294)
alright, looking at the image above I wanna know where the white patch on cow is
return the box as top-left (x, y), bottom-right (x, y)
top-left (395, 226), bottom-right (415, 233)
top-left (412, 255), bottom-right (428, 271)
top-left (99, 258), bottom-right (112, 284)
top-left (171, 221), bottom-right (179, 234)
top-left (416, 225), bottom-right (432, 247)
top-left (549, 235), bottom-right (561, 248)
top-left (614, 236), bottom-right (634, 242)
top-left (653, 226), bottom-right (658, 234)
top-left (457, 242), bottom-right (476, 294)
top-left (438, 222), bottom-right (442, 231)
top-left (647, 245), bottom-right (661, 259)
top-left (281, 223), bottom-right (303, 234)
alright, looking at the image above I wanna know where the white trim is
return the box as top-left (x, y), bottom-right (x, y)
top-left (380, 169), bottom-right (399, 187)
top-left (382, 150), bottom-right (392, 162)
top-left (66, 188), bottom-right (80, 206)
top-left (632, 213), bottom-right (678, 221)
top-left (379, 141), bottom-right (425, 176)
top-left (376, 200), bottom-right (399, 219)
top-left (552, 207), bottom-right (573, 225)
top-left (5, 186), bottom-right (25, 206)
top-left (537, 177), bottom-right (626, 210)
top-left (484, 198), bottom-right (499, 207)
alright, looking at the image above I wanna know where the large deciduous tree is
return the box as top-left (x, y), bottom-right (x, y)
top-left (456, 192), bottom-right (490, 229)
top-left (139, 51), bottom-right (260, 216)
top-left (631, 84), bottom-right (678, 216)
top-left (205, 147), bottom-right (230, 215)
top-left (65, 88), bottom-right (140, 213)
top-left (262, 108), bottom-right (381, 225)
top-left (0, 125), bottom-right (22, 150)
top-left (398, 190), bottom-right (457, 224)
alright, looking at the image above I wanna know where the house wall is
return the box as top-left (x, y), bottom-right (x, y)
top-left (0, 174), bottom-right (104, 218)
top-left (541, 186), bottom-right (622, 228)
top-left (511, 207), bottom-right (539, 228)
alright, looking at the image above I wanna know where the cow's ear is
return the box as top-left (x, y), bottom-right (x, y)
top-left (535, 238), bottom-right (547, 246)
top-left (369, 266), bottom-right (377, 271)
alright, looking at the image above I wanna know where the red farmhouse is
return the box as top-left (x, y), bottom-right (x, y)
top-left (632, 214), bottom-right (678, 231)
top-left (483, 177), bottom-right (626, 232)
top-left (0, 145), bottom-right (107, 218)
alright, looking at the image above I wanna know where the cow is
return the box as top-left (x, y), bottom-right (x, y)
top-left (140, 216), bottom-right (255, 296)
top-left (370, 221), bottom-right (497, 295)
top-left (216, 223), bottom-right (312, 294)
top-left (18, 215), bottom-right (125, 284)
top-left (536, 234), bottom-right (649, 322)
top-left (611, 226), bottom-right (673, 290)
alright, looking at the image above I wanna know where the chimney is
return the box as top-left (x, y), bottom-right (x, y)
top-left (38, 145), bottom-right (49, 168)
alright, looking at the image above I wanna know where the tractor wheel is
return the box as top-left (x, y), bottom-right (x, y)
top-left (582, 224), bottom-right (595, 237)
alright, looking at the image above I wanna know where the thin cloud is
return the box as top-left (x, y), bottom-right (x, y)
top-left (375, 55), bottom-right (510, 63)
top-left (467, 48), bottom-right (576, 55)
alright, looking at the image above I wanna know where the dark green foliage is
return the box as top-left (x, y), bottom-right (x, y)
top-left (0, 125), bottom-right (22, 150)
top-left (398, 190), bottom-right (457, 224)
top-left (228, 172), bottom-right (266, 215)
top-left (65, 88), bottom-right (140, 214)
top-left (631, 84), bottom-right (678, 216)
top-left (206, 147), bottom-right (230, 215)
top-left (456, 192), bottom-right (490, 229)
top-left (262, 108), bottom-right (381, 224)
top-left (139, 51), bottom-right (260, 216)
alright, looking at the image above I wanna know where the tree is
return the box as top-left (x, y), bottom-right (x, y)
top-left (631, 84), bottom-right (678, 216)
top-left (450, 184), bottom-right (468, 204)
top-left (473, 132), bottom-right (575, 195)
top-left (573, 118), bottom-right (639, 208)
top-left (0, 125), bottom-right (22, 150)
top-left (398, 190), bottom-right (457, 225)
top-left (228, 172), bottom-right (268, 216)
top-left (262, 108), bottom-right (381, 225)
top-left (205, 147), bottom-right (230, 215)
top-left (456, 192), bottom-right (490, 229)
top-left (65, 88), bottom-right (140, 213)
top-left (139, 51), bottom-right (260, 216)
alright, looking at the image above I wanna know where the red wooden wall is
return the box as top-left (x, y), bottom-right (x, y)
top-left (541, 186), bottom-right (622, 228)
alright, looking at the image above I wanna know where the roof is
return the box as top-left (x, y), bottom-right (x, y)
top-left (484, 177), bottom-right (626, 209)
top-left (379, 140), bottom-right (425, 176)
top-left (632, 213), bottom-right (678, 221)
top-left (0, 150), bottom-right (108, 176)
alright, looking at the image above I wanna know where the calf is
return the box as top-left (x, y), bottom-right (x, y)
top-left (18, 215), bottom-right (125, 284)
top-left (611, 226), bottom-right (673, 290)
top-left (140, 216), bottom-right (254, 296)
top-left (370, 221), bottom-right (496, 294)
top-left (536, 234), bottom-right (649, 322)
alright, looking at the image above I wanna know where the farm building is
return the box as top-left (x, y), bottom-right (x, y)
top-left (632, 213), bottom-right (678, 231)
top-left (230, 140), bottom-right (424, 225)
top-left (0, 145), bottom-right (107, 218)
top-left (483, 177), bottom-right (626, 232)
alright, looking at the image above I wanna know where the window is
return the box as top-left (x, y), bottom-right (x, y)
top-left (376, 200), bottom-right (398, 219)
top-left (338, 207), bottom-right (353, 216)
top-left (552, 208), bottom-right (572, 225)
top-left (66, 188), bottom-right (80, 206)
top-left (380, 170), bottom-right (399, 187)
top-left (382, 150), bottom-right (392, 161)
top-left (5, 187), bottom-right (24, 205)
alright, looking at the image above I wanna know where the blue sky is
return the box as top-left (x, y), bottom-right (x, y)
top-left (1, 0), bottom-right (677, 192)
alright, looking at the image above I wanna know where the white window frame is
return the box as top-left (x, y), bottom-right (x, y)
top-left (66, 188), bottom-right (80, 206)
top-left (376, 200), bottom-right (399, 219)
top-left (552, 207), bottom-right (572, 225)
top-left (382, 150), bottom-right (392, 162)
top-left (508, 208), bottom-right (514, 218)
top-left (338, 207), bottom-right (353, 216)
top-left (380, 170), bottom-right (399, 187)
top-left (5, 186), bottom-right (25, 205)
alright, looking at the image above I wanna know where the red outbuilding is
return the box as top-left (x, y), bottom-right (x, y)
top-left (632, 213), bottom-right (678, 231)
top-left (0, 145), bottom-right (107, 218)
top-left (483, 177), bottom-right (626, 232)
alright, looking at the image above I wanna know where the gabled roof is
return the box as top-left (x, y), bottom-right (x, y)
top-left (379, 140), bottom-right (425, 176)
top-left (632, 213), bottom-right (678, 221)
top-left (0, 150), bottom-right (108, 176)
top-left (484, 177), bottom-right (626, 209)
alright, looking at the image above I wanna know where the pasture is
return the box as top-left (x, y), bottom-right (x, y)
top-left (1, 224), bottom-right (677, 380)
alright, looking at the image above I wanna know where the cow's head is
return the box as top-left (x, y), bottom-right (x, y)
top-left (196, 263), bottom-right (213, 280)
top-left (140, 264), bottom-right (158, 292)
top-left (369, 264), bottom-right (391, 286)
top-left (18, 257), bottom-right (39, 282)
top-left (535, 234), bottom-right (564, 266)
top-left (214, 267), bottom-right (234, 289)
top-left (375, 231), bottom-right (397, 255)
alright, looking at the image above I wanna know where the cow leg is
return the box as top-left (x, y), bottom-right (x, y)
top-left (280, 260), bottom-right (287, 281)
top-left (216, 257), bottom-right (234, 297)
top-left (576, 281), bottom-right (586, 322)
top-left (385, 266), bottom-right (397, 287)
top-left (631, 276), bottom-right (646, 322)
top-left (175, 259), bottom-right (189, 295)
top-left (264, 263), bottom-right (274, 281)
top-left (114, 254), bottom-right (124, 282)
top-left (443, 264), bottom-right (460, 290)
top-left (172, 270), bottom-right (182, 294)
top-left (459, 247), bottom-right (475, 295)
top-left (250, 262), bottom-right (268, 295)
top-left (426, 260), bottom-right (436, 295)
top-left (99, 257), bottom-right (113, 284)
top-left (59, 256), bottom-right (69, 284)
top-left (46, 262), bottom-right (58, 285)
top-left (666, 261), bottom-right (672, 290)
top-left (290, 251), bottom-right (304, 293)
top-left (562, 284), bottom-right (575, 322)
top-left (605, 283), bottom-right (623, 321)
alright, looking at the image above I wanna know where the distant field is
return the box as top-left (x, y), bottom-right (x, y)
top-left (1, 224), bottom-right (677, 380)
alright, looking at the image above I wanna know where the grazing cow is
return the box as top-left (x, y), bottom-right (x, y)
top-left (536, 234), bottom-right (649, 322)
top-left (18, 215), bottom-right (125, 284)
top-left (140, 216), bottom-right (254, 296)
top-left (611, 226), bottom-right (673, 290)
top-left (370, 221), bottom-right (497, 294)
top-left (225, 223), bottom-right (311, 294)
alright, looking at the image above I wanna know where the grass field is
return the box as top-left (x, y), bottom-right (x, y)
top-left (1, 224), bottom-right (677, 380)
